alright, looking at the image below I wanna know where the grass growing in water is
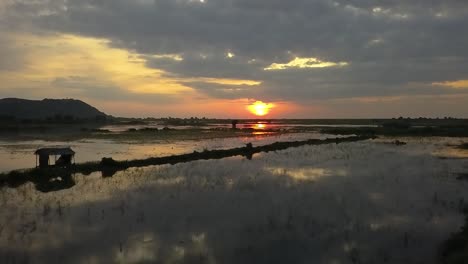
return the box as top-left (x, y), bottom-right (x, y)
top-left (439, 209), bottom-right (468, 264)
top-left (0, 135), bottom-right (372, 192)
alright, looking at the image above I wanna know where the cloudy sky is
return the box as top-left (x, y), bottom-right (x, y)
top-left (1, 0), bottom-right (468, 118)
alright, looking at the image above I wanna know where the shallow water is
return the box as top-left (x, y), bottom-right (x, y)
top-left (1, 138), bottom-right (468, 263)
top-left (100, 122), bottom-right (379, 133)
top-left (0, 132), bottom-right (329, 172)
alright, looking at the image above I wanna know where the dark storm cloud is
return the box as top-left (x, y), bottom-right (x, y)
top-left (144, 53), bottom-right (263, 80)
top-left (2, 0), bottom-right (468, 102)
top-left (185, 81), bottom-right (266, 100)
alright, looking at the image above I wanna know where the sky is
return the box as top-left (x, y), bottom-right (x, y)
top-left (1, 0), bottom-right (468, 118)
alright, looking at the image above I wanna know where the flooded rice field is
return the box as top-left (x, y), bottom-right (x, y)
top-left (0, 132), bottom-right (329, 173)
top-left (99, 122), bottom-right (379, 133)
top-left (1, 136), bottom-right (468, 263)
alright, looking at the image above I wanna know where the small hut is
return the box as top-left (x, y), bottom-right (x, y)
top-left (34, 147), bottom-right (75, 168)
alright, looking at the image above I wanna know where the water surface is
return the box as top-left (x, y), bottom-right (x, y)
top-left (1, 138), bottom-right (467, 263)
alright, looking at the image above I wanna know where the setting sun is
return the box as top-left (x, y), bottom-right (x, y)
top-left (247, 101), bottom-right (274, 116)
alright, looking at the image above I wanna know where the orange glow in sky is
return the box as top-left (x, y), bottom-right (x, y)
top-left (247, 101), bottom-right (274, 116)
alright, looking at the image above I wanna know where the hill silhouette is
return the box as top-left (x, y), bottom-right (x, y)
top-left (0, 98), bottom-right (107, 120)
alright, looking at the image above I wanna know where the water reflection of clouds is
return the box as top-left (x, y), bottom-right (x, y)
top-left (1, 139), bottom-right (468, 263)
top-left (374, 137), bottom-right (468, 159)
top-left (433, 147), bottom-right (468, 159)
top-left (114, 232), bottom-right (158, 263)
top-left (0, 133), bottom-right (326, 172)
top-left (267, 167), bottom-right (347, 181)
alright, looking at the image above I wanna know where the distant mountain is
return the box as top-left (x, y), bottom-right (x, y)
top-left (0, 98), bottom-right (107, 120)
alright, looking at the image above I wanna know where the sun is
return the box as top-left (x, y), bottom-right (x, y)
top-left (247, 101), bottom-right (274, 116)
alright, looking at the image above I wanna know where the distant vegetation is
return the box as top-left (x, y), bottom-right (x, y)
top-left (321, 127), bottom-right (468, 137)
top-left (320, 119), bottom-right (468, 137)
top-left (2, 98), bottom-right (468, 140)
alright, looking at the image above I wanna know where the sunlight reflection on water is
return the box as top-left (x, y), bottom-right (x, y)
top-left (0, 132), bottom-right (328, 172)
top-left (267, 167), bottom-right (348, 181)
top-left (1, 139), bottom-right (468, 263)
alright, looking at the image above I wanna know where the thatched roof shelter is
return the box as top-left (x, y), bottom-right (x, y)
top-left (35, 147), bottom-right (75, 156)
top-left (35, 147), bottom-right (75, 168)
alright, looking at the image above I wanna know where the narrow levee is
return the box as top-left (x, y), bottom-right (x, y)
top-left (0, 135), bottom-right (372, 192)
